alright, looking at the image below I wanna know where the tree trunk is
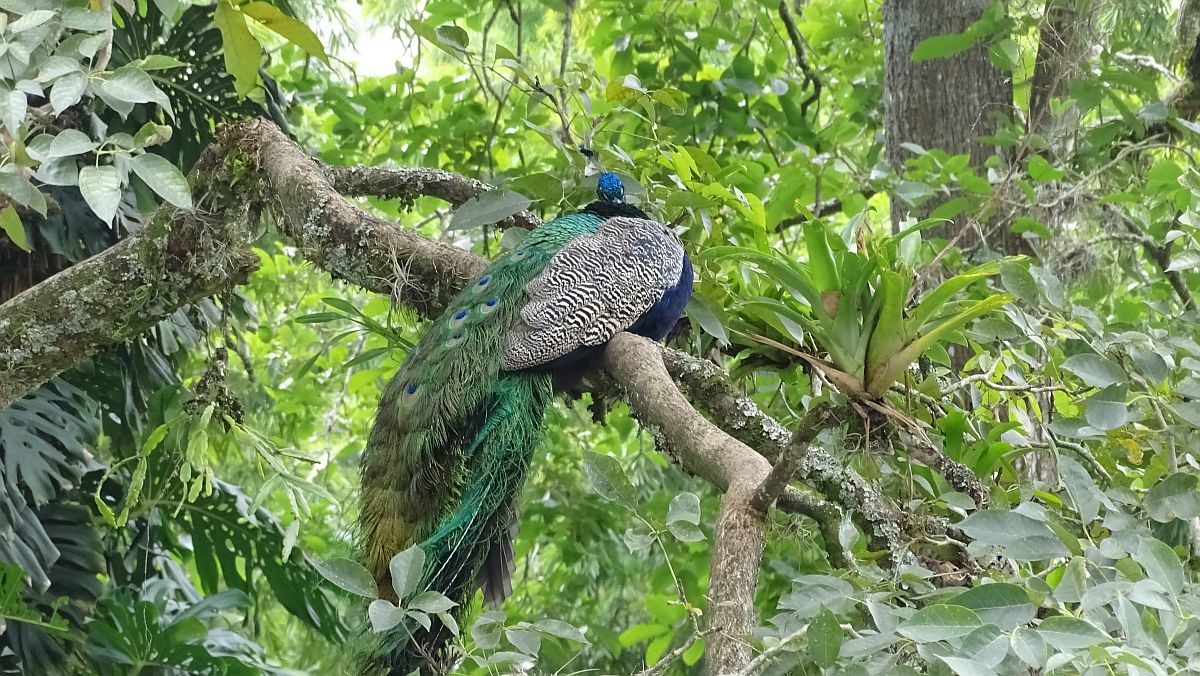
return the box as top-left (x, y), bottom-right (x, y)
top-left (883, 0), bottom-right (1015, 251)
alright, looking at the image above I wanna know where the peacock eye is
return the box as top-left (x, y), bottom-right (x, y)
top-left (513, 249), bottom-right (527, 259)
top-left (445, 330), bottom-right (466, 347)
top-left (476, 276), bottom-right (490, 290)
top-left (404, 383), bottom-right (419, 396)
top-left (480, 298), bottom-right (499, 314)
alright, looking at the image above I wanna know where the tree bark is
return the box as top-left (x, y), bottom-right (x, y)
top-left (883, 0), bottom-right (1015, 250)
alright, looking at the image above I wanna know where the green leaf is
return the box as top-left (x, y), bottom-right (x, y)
top-left (448, 189), bottom-right (530, 230)
top-left (137, 54), bottom-right (188, 71)
top-left (0, 89), bottom-right (25, 133)
top-left (623, 528), bottom-right (654, 553)
top-left (667, 492), bottom-right (700, 525)
top-left (312, 557), bottom-right (378, 597)
top-left (506, 627), bottom-right (541, 654)
top-left (956, 509), bottom-right (1069, 560)
top-left (686, 294), bottom-right (729, 345)
top-left (1145, 473), bottom-right (1200, 522)
top-left (1026, 155), bottom-right (1065, 182)
top-left (1137, 536), bottom-right (1184, 594)
top-left (1083, 385), bottom-right (1129, 431)
top-left (0, 205), bottom-right (27, 251)
top-left (241, 1), bottom-right (329, 64)
top-left (102, 66), bottom-right (172, 113)
top-left (0, 171), bottom-right (46, 216)
top-left (46, 129), bottom-right (96, 158)
top-left (581, 452), bottom-right (637, 510)
top-left (1061, 353), bottom-right (1125, 388)
top-left (1036, 616), bottom-right (1109, 650)
top-left (619, 622), bottom-right (668, 646)
top-left (897, 604), bottom-right (982, 642)
top-left (803, 221), bottom-right (839, 293)
top-left (807, 607), bottom-right (843, 668)
top-left (911, 33), bottom-right (978, 61)
top-left (131, 152), bottom-right (193, 209)
top-left (668, 521), bottom-right (705, 542)
top-left (214, 0), bottom-right (262, 97)
top-left (909, 260), bottom-right (1004, 331)
top-left (367, 599), bottom-right (405, 632)
top-left (388, 546), bottom-right (426, 602)
top-left (1059, 456), bottom-right (1103, 523)
top-left (534, 619), bottom-right (589, 644)
top-left (948, 583), bottom-right (1035, 631)
top-left (49, 71), bottom-right (86, 115)
top-left (1166, 251), bottom-right (1200, 272)
top-left (999, 259), bottom-right (1039, 305)
top-left (10, 9), bottom-right (54, 33)
top-left (1010, 626), bottom-right (1047, 669)
top-left (867, 293), bottom-right (1012, 395)
top-left (938, 655), bottom-right (998, 676)
top-left (682, 637), bottom-right (704, 665)
top-left (407, 590), bottom-right (457, 614)
top-left (435, 25), bottom-right (469, 51)
top-left (78, 165), bottom-right (122, 224)
top-left (60, 7), bottom-right (111, 30)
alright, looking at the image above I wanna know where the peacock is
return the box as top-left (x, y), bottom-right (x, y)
top-left (359, 171), bottom-right (693, 673)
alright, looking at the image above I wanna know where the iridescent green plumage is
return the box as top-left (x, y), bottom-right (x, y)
top-left (359, 211), bottom-right (607, 673)
top-left (359, 175), bottom-right (692, 674)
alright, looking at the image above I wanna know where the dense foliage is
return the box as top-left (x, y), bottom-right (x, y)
top-left (4, 0), bottom-right (1200, 674)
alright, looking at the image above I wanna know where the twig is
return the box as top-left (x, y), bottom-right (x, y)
top-left (737, 624), bottom-right (808, 675)
top-left (93, 0), bottom-right (115, 72)
top-left (559, 0), bottom-right (575, 81)
top-left (777, 0), bottom-right (821, 116)
top-left (632, 630), bottom-right (711, 676)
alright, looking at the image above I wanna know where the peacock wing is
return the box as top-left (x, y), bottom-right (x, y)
top-left (500, 216), bottom-right (686, 370)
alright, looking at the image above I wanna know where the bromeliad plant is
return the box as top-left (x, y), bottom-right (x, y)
top-left (704, 216), bottom-right (1016, 398)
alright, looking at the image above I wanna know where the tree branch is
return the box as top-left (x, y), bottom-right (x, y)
top-left (327, 164), bottom-right (542, 231)
top-left (659, 347), bottom-right (913, 560)
top-left (778, 0), bottom-right (821, 116)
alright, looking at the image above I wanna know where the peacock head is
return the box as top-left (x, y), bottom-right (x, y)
top-left (596, 172), bottom-right (625, 203)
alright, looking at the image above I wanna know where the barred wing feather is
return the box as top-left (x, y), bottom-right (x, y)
top-left (501, 216), bottom-right (685, 370)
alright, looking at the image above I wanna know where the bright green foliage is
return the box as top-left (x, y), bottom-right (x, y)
top-left (705, 218), bottom-right (1015, 396)
top-left (6, 0), bottom-right (1200, 675)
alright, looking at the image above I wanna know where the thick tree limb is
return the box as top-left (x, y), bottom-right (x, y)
top-left (0, 163), bottom-right (259, 409)
top-left (660, 347), bottom-right (913, 559)
top-left (327, 165), bottom-right (542, 231)
top-left (602, 333), bottom-right (774, 672)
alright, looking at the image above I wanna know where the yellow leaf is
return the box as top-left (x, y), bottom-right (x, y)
top-left (1118, 437), bottom-right (1143, 464)
top-left (214, 0), bottom-right (262, 97)
top-left (0, 205), bottom-right (28, 251)
top-left (241, 1), bottom-right (329, 64)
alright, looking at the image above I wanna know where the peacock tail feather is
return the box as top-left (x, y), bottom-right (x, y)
top-left (359, 212), bottom-right (606, 673)
top-left (358, 174), bottom-right (693, 674)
